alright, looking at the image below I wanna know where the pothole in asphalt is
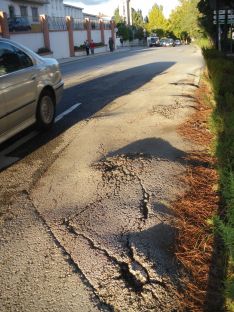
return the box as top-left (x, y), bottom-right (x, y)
top-left (54, 153), bottom-right (186, 311)
top-left (150, 101), bottom-right (182, 119)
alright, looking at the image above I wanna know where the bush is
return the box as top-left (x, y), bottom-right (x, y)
top-left (74, 42), bottom-right (106, 52)
top-left (37, 47), bottom-right (52, 54)
top-left (94, 42), bottom-right (106, 47)
top-left (74, 45), bottom-right (85, 51)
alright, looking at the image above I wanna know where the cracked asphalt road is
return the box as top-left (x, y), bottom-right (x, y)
top-left (0, 45), bottom-right (203, 311)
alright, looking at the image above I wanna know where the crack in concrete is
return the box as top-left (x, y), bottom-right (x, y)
top-left (138, 178), bottom-right (151, 222)
top-left (62, 218), bottom-right (166, 296)
top-left (27, 194), bottom-right (113, 312)
top-left (94, 154), bottom-right (152, 227)
top-left (62, 197), bottom-right (103, 225)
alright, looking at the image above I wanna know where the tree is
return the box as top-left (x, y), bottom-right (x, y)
top-left (144, 16), bottom-right (149, 24)
top-left (116, 22), bottom-right (133, 41)
top-left (132, 9), bottom-right (144, 28)
top-left (197, 0), bottom-right (215, 40)
top-left (114, 7), bottom-right (133, 41)
top-left (198, 0), bottom-right (234, 49)
top-left (147, 4), bottom-right (167, 34)
top-left (113, 8), bottom-right (123, 24)
top-left (168, 0), bottom-right (202, 40)
top-left (132, 9), bottom-right (145, 40)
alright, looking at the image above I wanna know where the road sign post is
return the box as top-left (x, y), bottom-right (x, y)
top-left (213, 8), bottom-right (234, 51)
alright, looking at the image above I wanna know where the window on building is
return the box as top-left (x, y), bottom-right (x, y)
top-left (20, 6), bottom-right (28, 17)
top-left (31, 7), bottom-right (39, 22)
top-left (8, 6), bottom-right (15, 18)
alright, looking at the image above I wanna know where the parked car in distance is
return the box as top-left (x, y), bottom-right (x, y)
top-left (147, 36), bottom-right (160, 47)
top-left (8, 17), bottom-right (31, 32)
top-left (160, 38), bottom-right (174, 47)
top-left (174, 39), bottom-right (182, 46)
top-left (159, 38), bottom-right (167, 47)
top-left (167, 38), bottom-right (174, 46)
top-left (0, 38), bottom-right (64, 144)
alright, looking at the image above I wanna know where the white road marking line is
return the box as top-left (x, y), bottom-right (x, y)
top-left (0, 103), bottom-right (82, 161)
top-left (55, 103), bottom-right (82, 123)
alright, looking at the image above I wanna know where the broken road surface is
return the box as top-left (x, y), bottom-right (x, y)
top-left (0, 45), bottom-right (204, 311)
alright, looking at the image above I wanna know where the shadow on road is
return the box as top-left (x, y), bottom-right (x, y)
top-left (96, 137), bottom-right (225, 308)
top-left (0, 61), bottom-right (175, 171)
top-left (107, 137), bottom-right (186, 162)
top-left (106, 137), bottom-right (213, 169)
top-left (60, 47), bottom-right (169, 77)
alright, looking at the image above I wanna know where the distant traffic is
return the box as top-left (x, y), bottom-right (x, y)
top-left (147, 35), bottom-right (182, 48)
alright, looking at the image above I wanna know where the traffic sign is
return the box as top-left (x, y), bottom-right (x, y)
top-left (219, 10), bottom-right (225, 14)
top-left (213, 20), bottom-right (225, 24)
top-left (213, 9), bottom-right (226, 14)
top-left (213, 15), bottom-right (225, 20)
top-left (213, 9), bottom-right (234, 24)
top-left (219, 14), bottom-right (225, 19)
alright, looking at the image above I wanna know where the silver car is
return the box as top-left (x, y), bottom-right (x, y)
top-left (0, 38), bottom-right (64, 144)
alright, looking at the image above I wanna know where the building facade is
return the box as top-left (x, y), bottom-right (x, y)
top-left (119, 0), bottom-right (132, 25)
top-left (0, 0), bottom-right (114, 59)
top-left (64, 4), bottom-right (83, 19)
top-left (0, 0), bottom-right (98, 20)
top-left (0, 0), bottom-right (47, 20)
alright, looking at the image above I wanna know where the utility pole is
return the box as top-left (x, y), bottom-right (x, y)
top-left (216, 0), bottom-right (222, 51)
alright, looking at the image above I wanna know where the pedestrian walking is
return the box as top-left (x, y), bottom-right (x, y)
top-left (109, 37), bottom-right (114, 52)
top-left (90, 40), bottom-right (95, 55)
top-left (85, 40), bottom-right (90, 56)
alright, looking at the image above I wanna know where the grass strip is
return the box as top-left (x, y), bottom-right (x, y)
top-left (202, 47), bottom-right (234, 311)
top-left (174, 76), bottom-right (222, 311)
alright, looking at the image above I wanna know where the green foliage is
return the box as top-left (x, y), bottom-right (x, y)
top-left (144, 16), bottom-right (149, 24)
top-left (196, 37), bottom-right (213, 48)
top-left (37, 47), bottom-right (52, 54)
top-left (132, 8), bottom-right (145, 40)
top-left (132, 26), bottom-right (144, 40)
top-left (168, 0), bottom-right (202, 39)
top-left (197, 0), bottom-right (216, 41)
top-left (115, 7), bottom-right (146, 41)
top-left (132, 9), bottom-right (144, 28)
top-left (151, 28), bottom-right (165, 38)
top-left (203, 48), bottom-right (234, 310)
top-left (113, 8), bottom-right (123, 24)
top-left (147, 4), bottom-right (167, 33)
top-left (144, 0), bottom-right (203, 40)
top-left (116, 22), bottom-right (133, 41)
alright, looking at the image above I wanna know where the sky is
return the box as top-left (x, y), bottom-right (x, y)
top-left (65, 0), bottom-right (180, 18)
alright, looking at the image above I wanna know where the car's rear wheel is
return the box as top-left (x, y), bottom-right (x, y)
top-left (36, 90), bottom-right (55, 129)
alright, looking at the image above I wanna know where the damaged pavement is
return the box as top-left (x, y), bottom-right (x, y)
top-left (0, 46), bottom-right (204, 311)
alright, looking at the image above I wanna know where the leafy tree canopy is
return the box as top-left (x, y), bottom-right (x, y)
top-left (132, 8), bottom-right (145, 39)
top-left (147, 4), bottom-right (167, 33)
top-left (168, 0), bottom-right (201, 39)
top-left (132, 8), bottom-right (144, 28)
top-left (113, 8), bottom-right (123, 24)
